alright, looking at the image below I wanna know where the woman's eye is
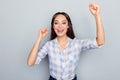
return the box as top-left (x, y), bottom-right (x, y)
top-left (54, 22), bottom-right (58, 24)
top-left (62, 22), bottom-right (66, 24)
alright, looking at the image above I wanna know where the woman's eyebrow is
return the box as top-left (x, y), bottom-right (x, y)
top-left (54, 20), bottom-right (58, 21)
top-left (62, 20), bottom-right (67, 21)
top-left (55, 20), bottom-right (67, 21)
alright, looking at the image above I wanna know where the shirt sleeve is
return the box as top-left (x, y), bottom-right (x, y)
top-left (35, 42), bottom-right (49, 64)
top-left (79, 38), bottom-right (102, 51)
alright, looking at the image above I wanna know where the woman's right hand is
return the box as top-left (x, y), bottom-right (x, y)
top-left (27, 28), bottom-right (48, 66)
top-left (39, 28), bottom-right (48, 40)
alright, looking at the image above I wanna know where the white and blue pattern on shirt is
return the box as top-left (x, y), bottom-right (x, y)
top-left (35, 37), bottom-right (101, 80)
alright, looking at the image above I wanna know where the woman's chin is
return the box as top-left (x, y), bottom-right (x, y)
top-left (57, 35), bottom-right (63, 37)
top-left (56, 33), bottom-right (67, 38)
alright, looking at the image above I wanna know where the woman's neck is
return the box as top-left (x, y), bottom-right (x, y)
top-left (57, 35), bottom-right (68, 44)
top-left (57, 35), bottom-right (68, 51)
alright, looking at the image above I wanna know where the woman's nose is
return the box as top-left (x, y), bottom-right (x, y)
top-left (58, 24), bottom-right (62, 28)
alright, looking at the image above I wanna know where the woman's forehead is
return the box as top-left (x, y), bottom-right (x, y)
top-left (55, 14), bottom-right (67, 20)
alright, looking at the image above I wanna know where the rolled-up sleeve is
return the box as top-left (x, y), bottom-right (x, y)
top-left (80, 38), bottom-right (102, 51)
top-left (35, 42), bottom-right (49, 64)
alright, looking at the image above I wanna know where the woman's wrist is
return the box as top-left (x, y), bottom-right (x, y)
top-left (94, 13), bottom-right (101, 19)
top-left (37, 36), bottom-right (43, 42)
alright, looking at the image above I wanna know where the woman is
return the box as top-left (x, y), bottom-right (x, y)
top-left (27, 2), bottom-right (105, 80)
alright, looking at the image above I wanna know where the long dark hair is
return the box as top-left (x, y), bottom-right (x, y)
top-left (50, 12), bottom-right (75, 40)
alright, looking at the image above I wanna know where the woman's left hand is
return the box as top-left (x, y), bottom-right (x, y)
top-left (89, 2), bottom-right (100, 16)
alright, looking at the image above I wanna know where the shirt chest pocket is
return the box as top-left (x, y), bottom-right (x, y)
top-left (53, 53), bottom-right (61, 65)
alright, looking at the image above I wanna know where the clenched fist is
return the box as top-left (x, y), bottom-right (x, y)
top-left (39, 28), bottom-right (48, 40)
top-left (89, 2), bottom-right (101, 16)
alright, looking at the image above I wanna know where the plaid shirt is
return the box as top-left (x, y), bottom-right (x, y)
top-left (35, 37), bottom-right (100, 80)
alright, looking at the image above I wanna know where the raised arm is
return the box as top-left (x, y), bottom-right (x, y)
top-left (89, 2), bottom-right (105, 46)
top-left (27, 28), bottom-right (48, 66)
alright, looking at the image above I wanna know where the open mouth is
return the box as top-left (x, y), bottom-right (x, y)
top-left (57, 29), bottom-right (64, 33)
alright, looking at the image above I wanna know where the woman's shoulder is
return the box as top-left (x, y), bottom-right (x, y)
top-left (45, 38), bottom-right (56, 44)
top-left (71, 37), bottom-right (81, 42)
top-left (68, 37), bottom-right (82, 44)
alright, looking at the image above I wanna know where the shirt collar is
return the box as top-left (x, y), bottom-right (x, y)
top-left (54, 37), bottom-right (73, 48)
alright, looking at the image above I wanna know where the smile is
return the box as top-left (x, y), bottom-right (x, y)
top-left (57, 29), bottom-right (64, 33)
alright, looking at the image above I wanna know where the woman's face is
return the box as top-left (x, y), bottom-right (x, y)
top-left (53, 14), bottom-right (69, 37)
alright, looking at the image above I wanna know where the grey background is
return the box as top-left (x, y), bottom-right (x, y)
top-left (0, 0), bottom-right (120, 80)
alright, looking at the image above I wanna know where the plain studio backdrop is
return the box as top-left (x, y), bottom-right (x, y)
top-left (0, 0), bottom-right (120, 80)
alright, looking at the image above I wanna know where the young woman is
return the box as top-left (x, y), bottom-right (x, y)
top-left (27, 2), bottom-right (105, 80)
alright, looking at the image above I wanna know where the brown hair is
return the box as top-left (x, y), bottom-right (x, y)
top-left (50, 12), bottom-right (75, 40)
